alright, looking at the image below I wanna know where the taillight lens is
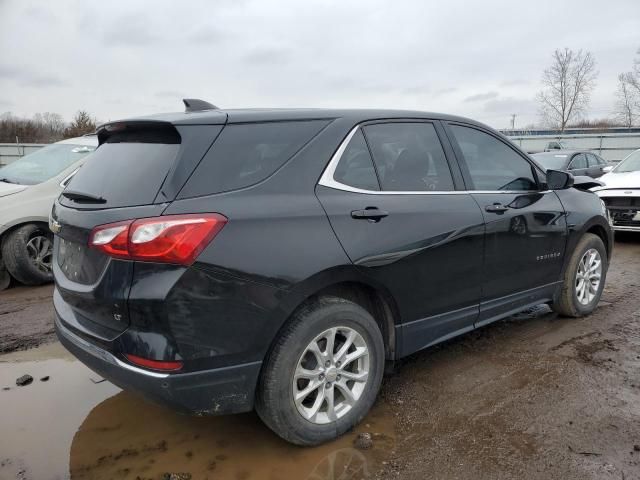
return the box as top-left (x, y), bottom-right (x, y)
top-left (89, 213), bottom-right (227, 265)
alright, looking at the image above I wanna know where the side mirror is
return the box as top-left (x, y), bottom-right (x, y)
top-left (603, 165), bottom-right (614, 173)
top-left (546, 169), bottom-right (574, 190)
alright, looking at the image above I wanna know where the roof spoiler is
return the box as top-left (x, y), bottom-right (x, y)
top-left (183, 98), bottom-right (218, 113)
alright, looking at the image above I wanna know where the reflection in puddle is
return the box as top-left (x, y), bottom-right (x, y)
top-left (0, 344), bottom-right (394, 480)
top-left (70, 392), bottom-right (393, 479)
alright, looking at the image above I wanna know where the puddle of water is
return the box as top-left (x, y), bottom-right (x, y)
top-left (0, 344), bottom-right (120, 479)
top-left (0, 343), bottom-right (394, 480)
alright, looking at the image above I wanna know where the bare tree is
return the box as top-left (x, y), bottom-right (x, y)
top-left (63, 110), bottom-right (96, 138)
top-left (537, 48), bottom-right (598, 132)
top-left (621, 48), bottom-right (640, 110)
top-left (614, 73), bottom-right (637, 128)
top-left (0, 112), bottom-right (66, 143)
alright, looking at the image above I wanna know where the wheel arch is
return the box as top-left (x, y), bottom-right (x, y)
top-left (0, 218), bottom-right (50, 253)
top-left (585, 223), bottom-right (610, 260)
top-left (268, 267), bottom-right (401, 362)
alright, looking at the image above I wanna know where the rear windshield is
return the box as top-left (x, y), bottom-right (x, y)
top-left (178, 120), bottom-right (328, 198)
top-left (63, 125), bottom-right (180, 209)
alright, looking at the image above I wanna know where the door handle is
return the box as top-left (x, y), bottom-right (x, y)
top-left (485, 203), bottom-right (509, 213)
top-left (351, 207), bottom-right (389, 222)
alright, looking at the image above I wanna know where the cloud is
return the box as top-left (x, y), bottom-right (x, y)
top-left (435, 87), bottom-right (458, 96)
top-left (482, 97), bottom-right (538, 117)
top-left (189, 27), bottom-right (225, 44)
top-left (102, 15), bottom-right (159, 46)
top-left (500, 79), bottom-right (531, 87)
top-left (0, 65), bottom-right (67, 88)
top-left (0, 0), bottom-right (638, 127)
top-left (464, 91), bottom-right (499, 103)
top-left (242, 46), bottom-right (291, 65)
top-left (155, 90), bottom-right (186, 98)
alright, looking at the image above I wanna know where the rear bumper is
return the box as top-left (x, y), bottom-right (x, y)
top-left (55, 314), bottom-right (262, 415)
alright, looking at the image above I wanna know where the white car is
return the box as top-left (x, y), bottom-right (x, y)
top-left (592, 149), bottom-right (640, 232)
top-left (0, 135), bottom-right (98, 288)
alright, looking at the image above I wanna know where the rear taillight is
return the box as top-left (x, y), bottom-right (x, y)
top-left (89, 213), bottom-right (226, 265)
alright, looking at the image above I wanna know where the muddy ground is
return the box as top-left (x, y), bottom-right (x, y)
top-left (1, 235), bottom-right (639, 480)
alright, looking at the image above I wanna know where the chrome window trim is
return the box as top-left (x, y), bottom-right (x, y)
top-left (59, 167), bottom-right (80, 188)
top-left (317, 126), bottom-right (547, 196)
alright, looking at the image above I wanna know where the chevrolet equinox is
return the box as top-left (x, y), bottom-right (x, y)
top-left (52, 100), bottom-right (613, 445)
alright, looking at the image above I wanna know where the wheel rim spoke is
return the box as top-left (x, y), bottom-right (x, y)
top-left (295, 379), bottom-right (322, 403)
top-left (335, 380), bottom-right (356, 406)
top-left (307, 341), bottom-right (327, 365)
top-left (324, 328), bottom-right (337, 360)
top-left (343, 346), bottom-right (367, 367)
top-left (307, 387), bottom-right (326, 422)
top-left (294, 366), bottom-right (322, 380)
top-left (325, 385), bottom-right (337, 421)
top-left (339, 370), bottom-right (368, 382)
top-left (334, 330), bottom-right (356, 363)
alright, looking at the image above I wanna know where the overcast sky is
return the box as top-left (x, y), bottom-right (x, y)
top-left (1, 0), bottom-right (639, 129)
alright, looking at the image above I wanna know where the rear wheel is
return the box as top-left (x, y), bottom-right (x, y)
top-left (256, 297), bottom-right (385, 446)
top-left (1, 224), bottom-right (53, 285)
top-left (552, 233), bottom-right (607, 317)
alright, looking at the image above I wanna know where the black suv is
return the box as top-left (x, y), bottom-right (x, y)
top-left (52, 101), bottom-right (613, 445)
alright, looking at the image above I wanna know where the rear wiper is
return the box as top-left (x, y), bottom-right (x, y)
top-left (0, 177), bottom-right (15, 184)
top-left (62, 190), bottom-right (107, 204)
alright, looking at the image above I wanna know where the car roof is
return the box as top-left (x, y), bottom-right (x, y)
top-left (533, 150), bottom-right (593, 157)
top-left (55, 134), bottom-right (98, 147)
top-left (98, 108), bottom-right (491, 129)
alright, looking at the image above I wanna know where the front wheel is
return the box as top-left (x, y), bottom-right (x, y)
top-left (552, 233), bottom-right (608, 317)
top-left (256, 297), bottom-right (385, 446)
top-left (1, 224), bottom-right (54, 285)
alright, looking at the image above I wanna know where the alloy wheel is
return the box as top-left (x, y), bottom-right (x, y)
top-left (26, 235), bottom-right (53, 274)
top-left (575, 248), bottom-right (602, 305)
top-left (293, 326), bottom-right (370, 424)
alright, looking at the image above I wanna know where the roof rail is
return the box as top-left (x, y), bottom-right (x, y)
top-left (183, 98), bottom-right (218, 113)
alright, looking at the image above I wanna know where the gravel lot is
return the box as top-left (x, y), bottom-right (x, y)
top-left (1, 235), bottom-right (639, 479)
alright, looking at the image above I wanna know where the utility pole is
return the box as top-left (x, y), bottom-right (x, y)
top-left (510, 114), bottom-right (516, 130)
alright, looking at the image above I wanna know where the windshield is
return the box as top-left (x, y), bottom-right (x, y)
top-left (614, 150), bottom-right (640, 173)
top-left (0, 143), bottom-right (95, 185)
top-left (532, 153), bottom-right (568, 170)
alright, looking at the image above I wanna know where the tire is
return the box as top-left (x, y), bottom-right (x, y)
top-left (552, 233), bottom-right (608, 317)
top-left (256, 296), bottom-right (385, 446)
top-left (0, 257), bottom-right (10, 290)
top-left (1, 224), bottom-right (54, 286)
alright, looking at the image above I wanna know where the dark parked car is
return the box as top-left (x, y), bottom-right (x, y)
top-left (531, 150), bottom-right (610, 178)
top-left (52, 101), bottom-right (613, 446)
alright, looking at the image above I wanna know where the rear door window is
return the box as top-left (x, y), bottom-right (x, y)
top-left (333, 130), bottom-right (380, 191)
top-left (63, 124), bottom-right (180, 209)
top-left (179, 120), bottom-right (329, 198)
top-left (586, 153), bottom-right (601, 167)
top-left (568, 154), bottom-right (587, 170)
top-left (363, 122), bottom-right (454, 191)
